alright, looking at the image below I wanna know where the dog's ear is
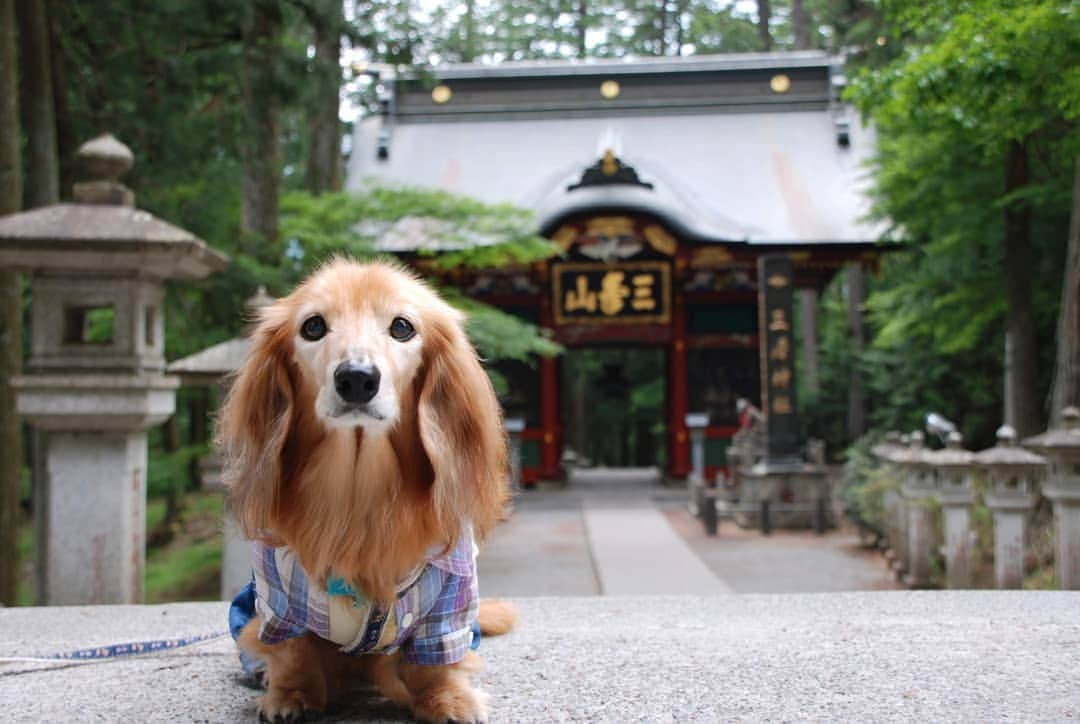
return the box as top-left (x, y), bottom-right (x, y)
top-left (417, 309), bottom-right (509, 542)
top-left (217, 304), bottom-right (296, 539)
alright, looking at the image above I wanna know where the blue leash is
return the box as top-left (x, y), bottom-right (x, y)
top-left (0, 630), bottom-right (229, 666)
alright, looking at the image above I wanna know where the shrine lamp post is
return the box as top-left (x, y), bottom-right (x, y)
top-left (0, 134), bottom-right (228, 604)
top-left (898, 431), bottom-right (935, 588)
top-left (973, 425), bottom-right (1047, 590)
top-left (925, 431), bottom-right (975, 589)
top-left (1023, 407), bottom-right (1080, 589)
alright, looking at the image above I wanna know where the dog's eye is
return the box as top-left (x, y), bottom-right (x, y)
top-left (389, 316), bottom-right (415, 342)
top-left (300, 314), bottom-right (327, 341)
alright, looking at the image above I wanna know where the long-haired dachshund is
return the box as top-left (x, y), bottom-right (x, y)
top-left (219, 259), bottom-right (516, 723)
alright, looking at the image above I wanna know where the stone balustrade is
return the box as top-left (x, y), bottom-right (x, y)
top-left (869, 411), bottom-right (1080, 591)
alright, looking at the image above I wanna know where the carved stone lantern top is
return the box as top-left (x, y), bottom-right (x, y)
top-left (974, 425), bottom-right (1048, 471)
top-left (0, 134), bottom-right (228, 281)
top-left (974, 425), bottom-right (1047, 501)
top-left (892, 430), bottom-right (929, 467)
top-left (1023, 407), bottom-right (1080, 464)
top-left (1025, 408), bottom-right (1080, 499)
top-left (871, 430), bottom-right (905, 463)
top-left (166, 286), bottom-right (277, 386)
top-left (924, 431), bottom-right (975, 470)
top-left (0, 134), bottom-right (228, 429)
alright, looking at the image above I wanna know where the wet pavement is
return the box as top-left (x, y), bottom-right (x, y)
top-left (478, 467), bottom-right (900, 596)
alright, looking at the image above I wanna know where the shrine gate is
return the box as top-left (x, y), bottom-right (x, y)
top-left (348, 51), bottom-right (881, 483)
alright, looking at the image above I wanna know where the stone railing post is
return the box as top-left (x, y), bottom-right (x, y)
top-left (685, 413), bottom-right (709, 483)
top-left (900, 431), bottom-right (935, 588)
top-left (505, 417), bottom-right (526, 494)
top-left (1024, 406), bottom-right (1080, 589)
top-left (927, 431), bottom-right (975, 589)
top-left (0, 135), bottom-right (227, 604)
top-left (975, 425), bottom-right (1047, 590)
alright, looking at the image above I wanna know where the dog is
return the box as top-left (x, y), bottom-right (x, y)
top-left (218, 259), bottom-right (516, 723)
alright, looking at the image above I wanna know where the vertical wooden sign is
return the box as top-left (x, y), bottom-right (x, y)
top-left (758, 254), bottom-right (800, 461)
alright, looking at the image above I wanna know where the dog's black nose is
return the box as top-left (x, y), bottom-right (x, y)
top-left (334, 361), bottom-right (380, 404)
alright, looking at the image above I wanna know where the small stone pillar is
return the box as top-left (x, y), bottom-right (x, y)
top-left (927, 432), bottom-right (975, 589)
top-left (872, 432), bottom-right (905, 562)
top-left (0, 135), bottom-right (227, 604)
top-left (1024, 407), bottom-right (1080, 589)
top-left (167, 287), bottom-right (271, 600)
top-left (974, 425), bottom-right (1046, 590)
top-left (685, 412), bottom-right (709, 483)
top-left (505, 417), bottom-right (526, 493)
top-left (900, 431), bottom-right (935, 588)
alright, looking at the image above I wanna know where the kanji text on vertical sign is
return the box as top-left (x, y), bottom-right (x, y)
top-left (552, 261), bottom-right (671, 325)
top-left (758, 254), bottom-right (800, 460)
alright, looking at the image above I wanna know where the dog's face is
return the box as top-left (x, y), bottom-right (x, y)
top-left (287, 265), bottom-right (427, 434)
top-left (218, 259), bottom-right (509, 575)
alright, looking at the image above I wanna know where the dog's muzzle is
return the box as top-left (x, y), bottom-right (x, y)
top-left (334, 361), bottom-right (380, 405)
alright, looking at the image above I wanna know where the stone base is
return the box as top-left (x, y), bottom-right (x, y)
top-left (735, 461), bottom-right (831, 530)
top-left (38, 430), bottom-right (148, 604)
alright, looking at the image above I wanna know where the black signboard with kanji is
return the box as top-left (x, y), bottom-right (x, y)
top-left (758, 254), bottom-right (800, 461)
top-left (552, 261), bottom-right (671, 326)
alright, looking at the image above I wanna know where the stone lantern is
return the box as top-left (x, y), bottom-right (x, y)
top-left (1023, 407), bottom-right (1080, 589)
top-left (898, 431), bottom-right (936, 588)
top-left (973, 425), bottom-right (1047, 590)
top-left (167, 286), bottom-right (271, 599)
top-left (0, 134), bottom-right (228, 604)
top-left (925, 431), bottom-right (975, 588)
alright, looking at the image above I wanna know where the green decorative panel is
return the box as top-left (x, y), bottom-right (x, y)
top-left (521, 439), bottom-right (541, 468)
top-left (705, 437), bottom-right (731, 467)
top-left (687, 305), bottom-right (757, 334)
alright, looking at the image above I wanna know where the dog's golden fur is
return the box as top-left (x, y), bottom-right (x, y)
top-left (218, 259), bottom-right (515, 722)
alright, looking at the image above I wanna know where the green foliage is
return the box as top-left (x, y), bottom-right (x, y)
top-left (279, 186), bottom-right (558, 272)
top-left (810, 0), bottom-right (1079, 449)
top-left (147, 444), bottom-right (208, 499)
top-left (277, 186), bottom-right (563, 368)
top-left (839, 434), bottom-right (902, 537)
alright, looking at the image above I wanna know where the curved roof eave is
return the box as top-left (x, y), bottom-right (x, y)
top-left (535, 185), bottom-right (753, 243)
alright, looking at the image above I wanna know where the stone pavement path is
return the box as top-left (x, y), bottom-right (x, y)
top-left (478, 467), bottom-right (899, 596)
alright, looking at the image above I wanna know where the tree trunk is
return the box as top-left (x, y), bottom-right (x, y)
top-left (654, 0), bottom-right (668, 56)
top-left (188, 388), bottom-right (209, 446)
top-left (305, 0), bottom-right (343, 195)
top-left (756, 0), bottom-right (773, 51)
top-left (240, 0), bottom-right (282, 255)
top-left (846, 264), bottom-right (866, 438)
top-left (16, 0), bottom-right (59, 208)
top-left (49, 0), bottom-right (74, 200)
top-left (575, 0), bottom-right (587, 59)
top-left (673, 0), bottom-right (686, 56)
top-left (1049, 157), bottom-right (1080, 420)
top-left (1003, 139), bottom-right (1041, 436)
top-left (792, 0), bottom-right (811, 50)
top-left (0, 0), bottom-right (22, 607)
top-left (463, 0), bottom-right (477, 62)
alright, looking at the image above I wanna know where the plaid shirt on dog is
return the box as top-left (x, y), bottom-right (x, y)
top-left (247, 530), bottom-right (479, 666)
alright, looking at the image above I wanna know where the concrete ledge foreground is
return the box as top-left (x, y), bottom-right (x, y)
top-left (2, 592), bottom-right (1079, 722)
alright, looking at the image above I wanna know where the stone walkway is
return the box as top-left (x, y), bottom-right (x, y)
top-left (479, 467), bottom-right (899, 596)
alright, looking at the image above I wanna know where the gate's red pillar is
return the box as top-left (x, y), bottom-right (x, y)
top-left (539, 295), bottom-right (561, 479)
top-left (668, 289), bottom-right (690, 477)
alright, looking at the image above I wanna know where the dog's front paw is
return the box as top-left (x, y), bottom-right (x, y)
top-left (257, 689), bottom-right (317, 723)
top-left (412, 685), bottom-right (490, 724)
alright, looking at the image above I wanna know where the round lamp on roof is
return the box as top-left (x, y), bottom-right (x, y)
top-left (431, 84), bottom-right (452, 104)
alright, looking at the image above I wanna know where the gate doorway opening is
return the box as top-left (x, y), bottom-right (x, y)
top-left (562, 347), bottom-right (667, 468)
